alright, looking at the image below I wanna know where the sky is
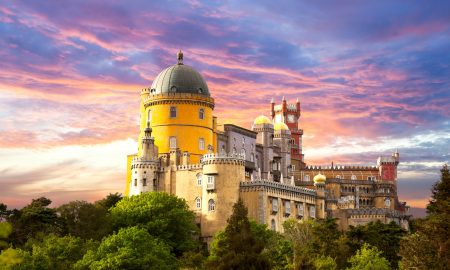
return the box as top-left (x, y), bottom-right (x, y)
top-left (0, 1), bottom-right (449, 211)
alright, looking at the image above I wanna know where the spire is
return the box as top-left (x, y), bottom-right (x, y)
top-left (282, 96), bottom-right (286, 101)
top-left (177, 50), bottom-right (183, 65)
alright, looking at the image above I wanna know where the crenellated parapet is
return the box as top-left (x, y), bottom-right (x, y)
top-left (240, 180), bottom-right (316, 196)
top-left (201, 153), bottom-right (245, 166)
top-left (142, 92), bottom-right (215, 109)
top-left (346, 208), bottom-right (408, 219)
top-left (176, 164), bottom-right (202, 171)
top-left (304, 165), bottom-right (378, 170)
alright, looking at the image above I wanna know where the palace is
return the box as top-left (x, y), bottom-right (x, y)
top-left (125, 51), bottom-right (410, 243)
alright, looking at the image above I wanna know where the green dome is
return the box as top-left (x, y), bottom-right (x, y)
top-left (150, 51), bottom-right (210, 96)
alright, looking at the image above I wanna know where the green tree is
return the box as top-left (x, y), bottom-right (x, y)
top-left (426, 164), bottom-right (450, 262)
top-left (347, 221), bottom-right (405, 267)
top-left (0, 222), bottom-right (22, 270)
top-left (94, 193), bottom-right (122, 210)
top-left (399, 164), bottom-right (450, 269)
top-left (0, 203), bottom-right (10, 220)
top-left (110, 192), bottom-right (197, 255)
top-left (11, 234), bottom-right (94, 270)
top-left (57, 201), bottom-right (111, 240)
top-left (346, 243), bottom-right (390, 270)
top-left (8, 197), bottom-right (62, 247)
top-left (283, 218), bottom-right (316, 269)
top-left (314, 255), bottom-right (337, 270)
top-left (206, 199), bottom-right (271, 270)
top-left (75, 226), bottom-right (178, 270)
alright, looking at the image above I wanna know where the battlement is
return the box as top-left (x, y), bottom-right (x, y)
top-left (303, 165), bottom-right (378, 171)
top-left (201, 153), bottom-right (245, 165)
top-left (240, 180), bottom-right (316, 196)
top-left (142, 92), bottom-right (215, 108)
top-left (346, 208), bottom-right (407, 218)
top-left (176, 164), bottom-right (202, 171)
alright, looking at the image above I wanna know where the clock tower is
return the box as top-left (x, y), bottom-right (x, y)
top-left (271, 97), bottom-right (305, 170)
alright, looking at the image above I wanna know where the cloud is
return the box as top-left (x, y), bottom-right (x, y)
top-left (0, 0), bottom-right (449, 208)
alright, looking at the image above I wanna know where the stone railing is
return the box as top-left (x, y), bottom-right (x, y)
top-left (345, 208), bottom-right (408, 218)
top-left (200, 153), bottom-right (245, 163)
top-left (303, 165), bottom-right (378, 170)
top-left (240, 180), bottom-right (316, 196)
top-left (176, 164), bottom-right (202, 171)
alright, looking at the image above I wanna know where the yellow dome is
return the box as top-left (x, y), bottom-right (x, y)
top-left (313, 173), bottom-right (326, 184)
top-left (274, 122), bottom-right (289, 131)
top-left (254, 115), bottom-right (272, 125)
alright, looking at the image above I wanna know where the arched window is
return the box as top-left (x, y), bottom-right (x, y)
top-left (195, 197), bottom-right (201, 209)
top-left (208, 199), bottom-right (215, 211)
top-left (271, 219), bottom-right (276, 231)
top-left (304, 175), bottom-right (310, 181)
top-left (199, 108), bottom-right (205, 119)
top-left (199, 138), bottom-right (205, 150)
top-left (169, 136), bottom-right (177, 148)
top-left (250, 153), bottom-right (254, 162)
top-left (134, 179), bottom-right (137, 186)
top-left (241, 148), bottom-right (246, 159)
top-left (147, 110), bottom-right (152, 123)
top-left (143, 178), bottom-right (147, 186)
top-left (170, 106), bottom-right (177, 118)
top-left (196, 173), bottom-right (202, 186)
top-left (351, 175), bottom-right (357, 180)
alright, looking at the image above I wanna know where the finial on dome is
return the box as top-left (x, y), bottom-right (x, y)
top-left (177, 50), bottom-right (183, 65)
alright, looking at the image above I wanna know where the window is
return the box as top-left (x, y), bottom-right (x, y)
top-left (169, 136), bottom-right (177, 148)
top-left (153, 179), bottom-right (157, 190)
top-left (196, 173), bottom-right (202, 186)
top-left (304, 175), bottom-right (310, 181)
top-left (351, 175), bottom-right (357, 180)
top-left (241, 148), bottom-right (246, 159)
top-left (170, 106), bottom-right (177, 118)
top-left (368, 176), bottom-right (376, 181)
top-left (143, 178), bottom-right (147, 186)
top-left (292, 165), bottom-right (296, 171)
top-left (309, 205), bottom-right (316, 218)
top-left (336, 175), bottom-right (342, 179)
top-left (195, 197), bottom-right (201, 209)
top-left (272, 198), bottom-right (278, 213)
top-left (297, 203), bottom-right (304, 217)
top-left (147, 110), bottom-right (152, 123)
top-left (271, 219), bottom-right (276, 231)
top-left (199, 108), bottom-right (205, 119)
top-left (250, 153), bottom-right (254, 162)
top-left (134, 179), bottom-right (137, 186)
top-left (284, 201), bottom-right (291, 215)
top-left (208, 199), bottom-right (215, 211)
top-left (199, 138), bottom-right (205, 150)
top-left (207, 176), bottom-right (215, 190)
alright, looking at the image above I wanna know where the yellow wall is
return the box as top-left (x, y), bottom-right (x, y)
top-left (142, 102), bottom-right (214, 163)
top-left (125, 154), bottom-right (136, 196)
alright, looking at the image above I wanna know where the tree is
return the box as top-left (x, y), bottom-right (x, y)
top-left (95, 193), bottom-right (122, 210)
top-left (283, 218), bottom-right (316, 269)
top-left (206, 199), bottom-right (271, 270)
top-left (346, 244), bottom-right (390, 270)
top-left (57, 201), bottom-right (111, 240)
top-left (426, 164), bottom-right (450, 262)
top-left (0, 222), bottom-right (21, 270)
top-left (8, 197), bottom-right (62, 247)
top-left (314, 255), bottom-right (337, 270)
top-left (74, 226), bottom-right (178, 270)
top-left (347, 221), bottom-right (405, 267)
top-left (110, 192), bottom-right (197, 255)
top-left (399, 164), bottom-right (450, 269)
top-left (0, 203), bottom-right (10, 221)
top-left (11, 234), bottom-right (94, 270)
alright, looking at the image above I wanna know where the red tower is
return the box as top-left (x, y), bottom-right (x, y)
top-left (271, 97), bottom-right (305, 169)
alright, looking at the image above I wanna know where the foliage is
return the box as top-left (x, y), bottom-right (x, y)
top-left (7, 197), bottom-right (62, 247)
top-left (94, 193), bottom-right (122, 210)
top-left (74, 226), bottom-right (178, 270)
top-left (0, 222), bottom-right (13, 249)
top-left (206, 199), bottom-right (271, 270)
top-left (0, 203), bottom-right (10, 220)
top-left (11, 234), bottom-right (95, 270)
top-left (283, 218), bottom-right (316, 269)
top-left (57, 201), bottom-right (111, 240)
top-left (347, 221), bottom-right (405, 268)
top-left (110, 192), bottom-right (197, 255)
top-left (0, 248), bottom-right (22, 270)
top-left (399, 164), bottom-right (450, 269)
top-left (346, 243), bottom-right (390, 270)
top-left (314, 255), bottom-right (337, 270)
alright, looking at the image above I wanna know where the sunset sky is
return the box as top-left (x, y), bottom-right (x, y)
top-left (0, 1), bottom-right (449, 210)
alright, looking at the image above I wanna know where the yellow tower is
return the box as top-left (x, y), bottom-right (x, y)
top-left (138, 50), bottom-right (215, 163)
